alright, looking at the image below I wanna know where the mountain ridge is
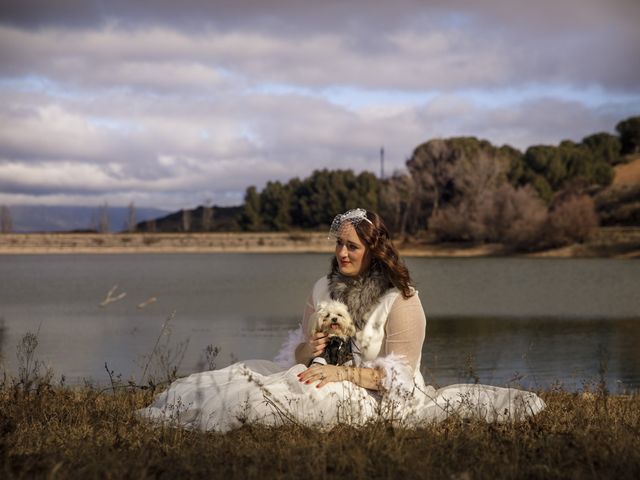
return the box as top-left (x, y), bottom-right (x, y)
top-left (4, 205), bottom-right (169, 233)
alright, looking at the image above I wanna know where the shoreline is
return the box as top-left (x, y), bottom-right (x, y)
top-left (0, 229), bottom-right (639, 258)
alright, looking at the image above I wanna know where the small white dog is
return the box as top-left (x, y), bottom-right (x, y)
top-left (310, 300), bottom-right (356, 366)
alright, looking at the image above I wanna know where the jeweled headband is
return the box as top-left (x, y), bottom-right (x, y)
top-left (328, 208), bottom-right (373, 239)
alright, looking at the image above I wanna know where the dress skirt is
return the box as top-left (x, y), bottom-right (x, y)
top-left (138, 360), bottom-right (546, 432)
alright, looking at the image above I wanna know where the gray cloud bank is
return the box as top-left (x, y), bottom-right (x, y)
top-left (0, 0), bottom-right (638, 209)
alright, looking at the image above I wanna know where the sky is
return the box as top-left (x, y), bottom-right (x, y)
top-left (0, 0), bottom-right (639, 210)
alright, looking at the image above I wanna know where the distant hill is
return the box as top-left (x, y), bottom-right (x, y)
top-left (6, 205), bottom-right (169, 233)
top-left (136, 205), bottom-right (242, 232)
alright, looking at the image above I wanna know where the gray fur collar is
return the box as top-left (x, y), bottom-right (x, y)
top-left (328, 264), bottom-right (391, 330)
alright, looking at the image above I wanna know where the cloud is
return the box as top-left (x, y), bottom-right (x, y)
top-left (0, 1), bottom-right (638, 210)
top-left (2, 1), bottom-right (637, 34)
top-left (2, 1), bottom-right (639, 92)
top-left (0, 102), bottom-right (115, 161)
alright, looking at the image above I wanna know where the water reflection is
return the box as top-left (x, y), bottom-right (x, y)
top-left (424, 316), bottom-right (640, 392)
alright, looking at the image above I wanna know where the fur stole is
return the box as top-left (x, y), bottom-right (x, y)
top-left (327, 263), bottom-right (391, 330)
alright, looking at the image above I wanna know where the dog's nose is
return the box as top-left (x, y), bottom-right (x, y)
top-left (331, 317), bottom-right (338, 323)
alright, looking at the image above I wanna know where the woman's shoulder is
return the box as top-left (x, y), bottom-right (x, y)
top-left (386, 290), bottom-right (426, 331)
top-left (390, 289), bottom-right (423, 310)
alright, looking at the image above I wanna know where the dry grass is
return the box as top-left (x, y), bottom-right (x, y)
top-left (613, 156), bottom-right (640, 186)
top-left (0, 379), bottom-right (638, 479)
top-left (1, 329), bottom-right (638, 478)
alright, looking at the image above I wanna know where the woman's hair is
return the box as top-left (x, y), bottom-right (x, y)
top-left (331, 210), bottom-right (415, 298)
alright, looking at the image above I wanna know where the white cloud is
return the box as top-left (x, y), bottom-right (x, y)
top-left (0, 103), bottom-right (114, 160)
top-left (0, 1), bottom-right (638, 210)
top-left (0, 161), bottom-right (128, 191)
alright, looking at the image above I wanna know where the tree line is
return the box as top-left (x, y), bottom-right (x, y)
top-left (236, 115), bottom-right (640, 249)
top-left (239, 169), bottom-right (380, 231)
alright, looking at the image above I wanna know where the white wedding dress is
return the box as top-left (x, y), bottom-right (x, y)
top-left (138, 278), bottom-right (545, 432)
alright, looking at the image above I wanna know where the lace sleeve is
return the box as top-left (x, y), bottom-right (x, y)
top-left (383, 293), bottom-right (426, 372)
top-left (363, 292), bottom-right (426, 397)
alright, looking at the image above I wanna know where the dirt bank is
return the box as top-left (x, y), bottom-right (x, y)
top-left (0, 228), bottom-right (639, 258)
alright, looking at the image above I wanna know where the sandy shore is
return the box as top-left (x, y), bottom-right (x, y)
top-left (0, 229), bottom-right (639, 258)
top-left (0, 232), bottom-right (335, 255)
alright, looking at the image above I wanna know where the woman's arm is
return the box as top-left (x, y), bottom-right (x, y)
top-left (383, 293), bottom-right (426, 371)
top-left (297, 364), bottom-right (384, 390)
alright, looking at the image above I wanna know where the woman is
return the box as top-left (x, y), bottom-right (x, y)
top-left (291, 208), bottom-right (427, 396)
top-left (139, 209), bottom-right (545, 431)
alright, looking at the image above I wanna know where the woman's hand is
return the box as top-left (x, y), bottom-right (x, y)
top-left (297, 364), bottom-right (345, 388)
top-left (308, 331), bottom-right (329, 358)
top-left (295, 332), bottom-right (329, 365)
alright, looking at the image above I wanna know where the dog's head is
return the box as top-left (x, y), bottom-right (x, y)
top-left (313, 300), bottom-right (356, 340)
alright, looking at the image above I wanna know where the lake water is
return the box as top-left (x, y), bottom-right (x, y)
top-left (1, 254), bottom-right (639, 392)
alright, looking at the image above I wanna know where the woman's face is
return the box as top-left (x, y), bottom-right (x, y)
top-left (335, 223), bottom-right (371, 277)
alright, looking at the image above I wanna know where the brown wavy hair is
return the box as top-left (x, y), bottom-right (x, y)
top-left (330, 210), bottom-right (415, 298)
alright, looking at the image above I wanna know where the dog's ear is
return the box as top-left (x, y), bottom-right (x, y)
top-left (312, 302), bottom-right (328, 332)
top-left (315, 302), bottom-right (329, 318)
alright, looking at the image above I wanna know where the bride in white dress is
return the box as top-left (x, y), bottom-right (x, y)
top-left (138, 209), bottom-right (545, 432)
